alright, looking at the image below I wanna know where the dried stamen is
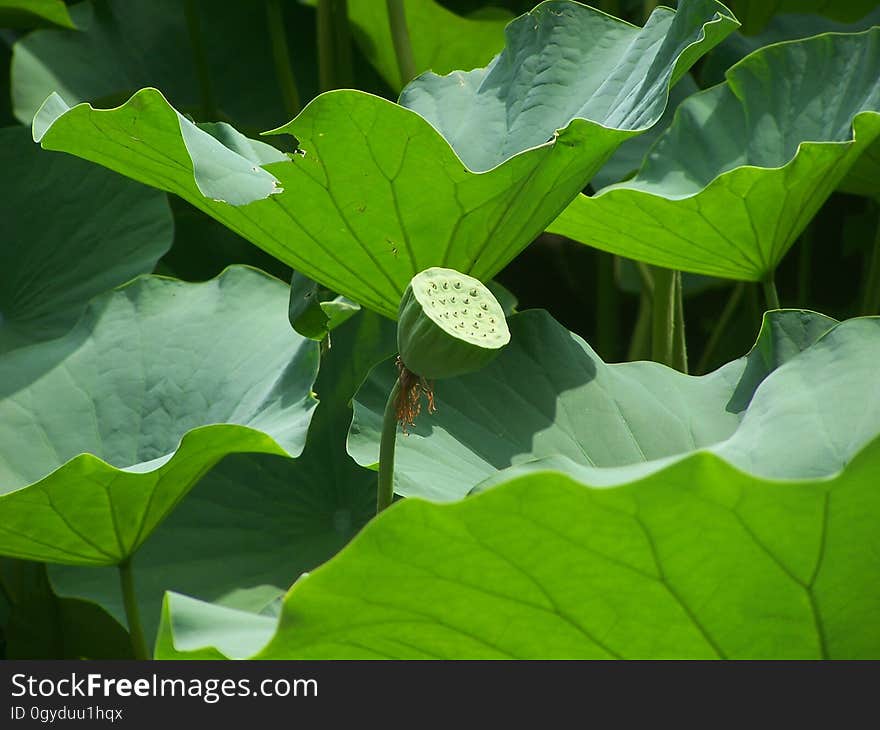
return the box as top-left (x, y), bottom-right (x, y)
top-left (394, 356), bottom-right (437, 434)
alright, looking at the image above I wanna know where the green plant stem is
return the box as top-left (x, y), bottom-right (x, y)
top-left (628, 262), bottom-right (654, 361)
top-left (651, 265), bottom-right (676, 367)
top-left (861, 212), bottom-right (880, 315)
top-left (183, 0), bottom-right (218, 119)
top-left (696, 282), bottom-right (744, 374)
top-left (317, 0), bottom-right (353, 91)
top-left (118, 557), bottom-right (149, 660)
top-left (266, 0), bottom-right (301, 119)
top-left (762, 273), bottom-right (781, 311)
top-left (628, 291), bottom-right (652, 361)
top-left (377, 378), bottom-right (402, 514)
top-left (672, 270), bottom-right (688, 374)
top-left (386, 0), bottom-right (417, 89)
top-left (596, 252), bottom-right (619, 362)
top-left (797, 225), bottom-right (814, 306)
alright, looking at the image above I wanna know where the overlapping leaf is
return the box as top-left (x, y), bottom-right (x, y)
top-left (32, 0), bottom-right (737, 317)
top-left (0, 267), bottom-right (319, 566)
top-left (348, 309), bottom-right (880, 501)
top-left (11, 0), bottom-right (317, 129)
top-left (49, 311), bottom-right (396, 641)
top-left (548, 29), bottom-right (880, 281)
top-left (0, 0), bottom-right (74, 29)
top-left (727, 0), bottom-right (879, 34)
top-left (0, 125), bottom-right (172, 351)
top-left (700, 10), bottom-right (880, 200)
top-left (156, 435), bottom-right (880, 659)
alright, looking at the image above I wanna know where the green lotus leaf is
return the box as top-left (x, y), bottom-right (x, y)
top-left (288, 272), bottom-right (360, 342)
top-left (548, 29), bottom-right (880, 281)
top-left (32, 0), bottom-right (737, 318)
top-left (701, 8), bottom-right (880, 85)
top-left (32, 90), bottom-right (285, 207)
top-left (343, 0), bottom-right (511, 92)
top-left (590, 73), bottom-right (700, 191)
top-left (701, 10), bottom-right (880, 200)
top-left (0, 0), bottom-right (74, 29)
top-left (727, 0), bottom-right (879, 34)
top-left (156, 592), bottom-right (277, 660)
top-left (841, 139), bottom-right (880, 200)
top-left (0, 125), bottom-right (172, 352)
top-left (11, 0), bottom-right (317, 129)
top-left (156, 436), bottom-right (880, 659)
top-left (0, 266), bottom-right (319, 567)
top-left (348, 309), bottom-right (880, 501)
top-left (397, 0), bottom-right (736, 173)
top-left (48, 310), bottom-right (396, 643)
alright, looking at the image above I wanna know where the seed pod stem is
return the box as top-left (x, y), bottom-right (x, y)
top-left (377, 377), bottom-right (402, 514)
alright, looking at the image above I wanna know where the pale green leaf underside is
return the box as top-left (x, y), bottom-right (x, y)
top-left (0, 126), bottom-right (172, 352)
top-left (549, 29), bottom-right (880, 280)
top-left (157, 593), bottom-right (277, 660)
top-left (349, 310), bottom-right (880, 502)
top-left (0, 267), bottom-right (319, 566)
top-left (50, 311), bottom-right (396, 640)
top-left (0, 0), bottom-right (74, 29)
top-left (11, 0), bottom-right (313, 130)
top-left (32, 0), bottom-right (736, 318)
top-left (156, 438), bottom-right (880, 659)
top-left (399, 0), bottom-right (737, 172)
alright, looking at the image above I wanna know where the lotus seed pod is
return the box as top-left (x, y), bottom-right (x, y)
top-left (397, 267), bottom-right (511, 380)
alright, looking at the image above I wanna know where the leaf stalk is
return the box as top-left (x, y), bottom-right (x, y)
top-left (762, 274), bottom-right (781, 311)
top-left (650, 265), bottom-right (676, 368)
top-left (696, 282), bottom-right (744, 374)
top-left (377, 377), bottom-right (402, 514)
top-left (386, 0), bottom-right (417, 89)
top-left (183, 0), bottom-right (218, 119)
top-left (318, 0), bottom-right (353, 91)
top-left (861, 208), bottom-right (880, 315)
top-left (672, 270), bottom-right (688, 373)
top-left (266, 0), bottom-right (302, 119)
top-left (118, 557), bottom-right (149, 660)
